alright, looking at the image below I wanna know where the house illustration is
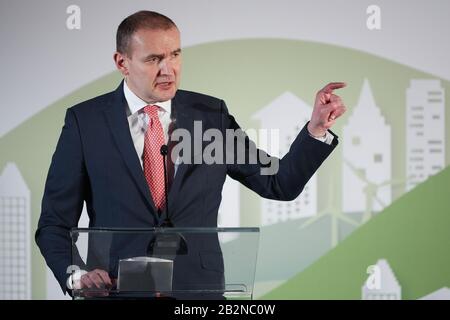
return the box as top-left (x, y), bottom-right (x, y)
top-left (252, 91), bottom-right (317, 226)
top-left (0, 163), bottom-right (31, 299)
top-left (342, 78), bottom-right (392, 214)
top-left (362, 259), bottom-right (401, 300)
top-left (406, 79), bottom-right (445, 191)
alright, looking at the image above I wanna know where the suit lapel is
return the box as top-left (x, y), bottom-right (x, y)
top-left (103, 82), bottom-right (158, 217)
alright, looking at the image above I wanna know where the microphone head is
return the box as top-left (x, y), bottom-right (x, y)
top-left (160, 144), bottom-right (168, 156)
top-left (159, 218), bottom-right (174, 228)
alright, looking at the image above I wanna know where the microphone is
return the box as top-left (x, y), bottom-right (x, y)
top-left (159, 145), bottom-right (172, 227)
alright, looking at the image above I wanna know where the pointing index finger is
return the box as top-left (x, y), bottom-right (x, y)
top-left (322, 82), bottom-right (347, 94)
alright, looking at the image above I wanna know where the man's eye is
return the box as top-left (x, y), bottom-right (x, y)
top-left (147, 57), bottom-right (159, 63)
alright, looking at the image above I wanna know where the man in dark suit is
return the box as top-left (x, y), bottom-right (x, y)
top-left (36, 10), bottom-right (346, 297)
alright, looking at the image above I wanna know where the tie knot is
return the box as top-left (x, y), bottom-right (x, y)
top-left (143, 105), bottom-right (159, 119)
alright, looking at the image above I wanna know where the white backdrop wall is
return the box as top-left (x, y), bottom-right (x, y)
top-left (1, 0), bottom-right (450, 137)
top-left (1, 0), bottom-right (449, 300)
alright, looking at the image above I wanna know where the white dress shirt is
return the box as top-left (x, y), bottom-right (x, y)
top-left (311, 130), bottom-right (334, 145)
top-left (124, 81), bottom-right (173, 169)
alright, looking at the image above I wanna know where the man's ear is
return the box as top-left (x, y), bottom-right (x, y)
top-left (113, 52), bottom-right (129, 76)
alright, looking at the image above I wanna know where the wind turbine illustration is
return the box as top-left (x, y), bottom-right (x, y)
top-left (299, 174), bottom-right (359, 248)
top-left (343, 159), bottom-right (407, 224)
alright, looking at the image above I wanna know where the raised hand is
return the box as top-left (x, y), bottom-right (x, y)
top-left (307, 82), bottom-right (347, 137)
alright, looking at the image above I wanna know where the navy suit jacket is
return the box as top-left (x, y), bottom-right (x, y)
top-left (36, 81), bottom-right (338, 294)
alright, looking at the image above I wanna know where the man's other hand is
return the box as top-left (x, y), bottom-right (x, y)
top-left (72, 269), bottom-right (115, 297)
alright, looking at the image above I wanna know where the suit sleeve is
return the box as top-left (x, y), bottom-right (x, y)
top-left (223, 100), bottom-right (338, 201)
top-left (35, 108), bottom-right (87, 293)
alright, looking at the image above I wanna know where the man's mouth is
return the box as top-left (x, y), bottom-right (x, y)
top-left (156, 81), bottom-right (174, 90)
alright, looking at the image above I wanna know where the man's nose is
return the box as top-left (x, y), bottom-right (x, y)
top-left (158, 60), bottom-right (173, 75)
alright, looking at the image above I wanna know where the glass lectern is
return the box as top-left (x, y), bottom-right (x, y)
top-left (70, 227), bottom-right (259, 300)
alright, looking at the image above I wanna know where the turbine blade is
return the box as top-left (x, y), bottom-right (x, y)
top-left (344, 159), bottom-right (370, 184)
top-left (336, 213), bottom-right (360, 226)
top-left (299, 214), bottom-right (325, 229)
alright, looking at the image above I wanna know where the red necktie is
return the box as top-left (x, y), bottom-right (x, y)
top-left (143, 105), bottom-right (166, 211)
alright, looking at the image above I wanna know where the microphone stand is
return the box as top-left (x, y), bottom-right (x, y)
top-left (147, 145), bottom-right (187, 257)
top-left (159, 145), bottom-right (173, 227)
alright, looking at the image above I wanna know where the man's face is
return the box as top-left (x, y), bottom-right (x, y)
top-left (117, 27), bottom-right (182, 103)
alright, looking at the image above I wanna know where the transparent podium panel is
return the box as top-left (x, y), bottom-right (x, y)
top-left (70, 227), bottom-right (259, 300)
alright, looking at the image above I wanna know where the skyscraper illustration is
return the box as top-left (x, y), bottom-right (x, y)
top-left (406, 79), bottom-right (446, 191)
top-left (0, 163), bottom-right (31, 299)
top-left (342, 78), bottom-right (392, 215)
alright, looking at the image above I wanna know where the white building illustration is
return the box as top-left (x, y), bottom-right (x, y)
top-left (419, 287), bottom-right (450, 300)
top-left (342, 78), bottom-right (391, 214)
top-left (406, 79), bottom-right (445, 191)
top-left (252, 92), bottom-right (317, 226)
top-left (217, 177), bottom-right (240, 243)
top-left (362, 259), bottom-right (401, 300)
top-left (0, 163), bottom-right (31, 300)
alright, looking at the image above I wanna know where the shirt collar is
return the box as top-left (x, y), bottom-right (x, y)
top-left (123, 80), bottom-right (172, 116)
